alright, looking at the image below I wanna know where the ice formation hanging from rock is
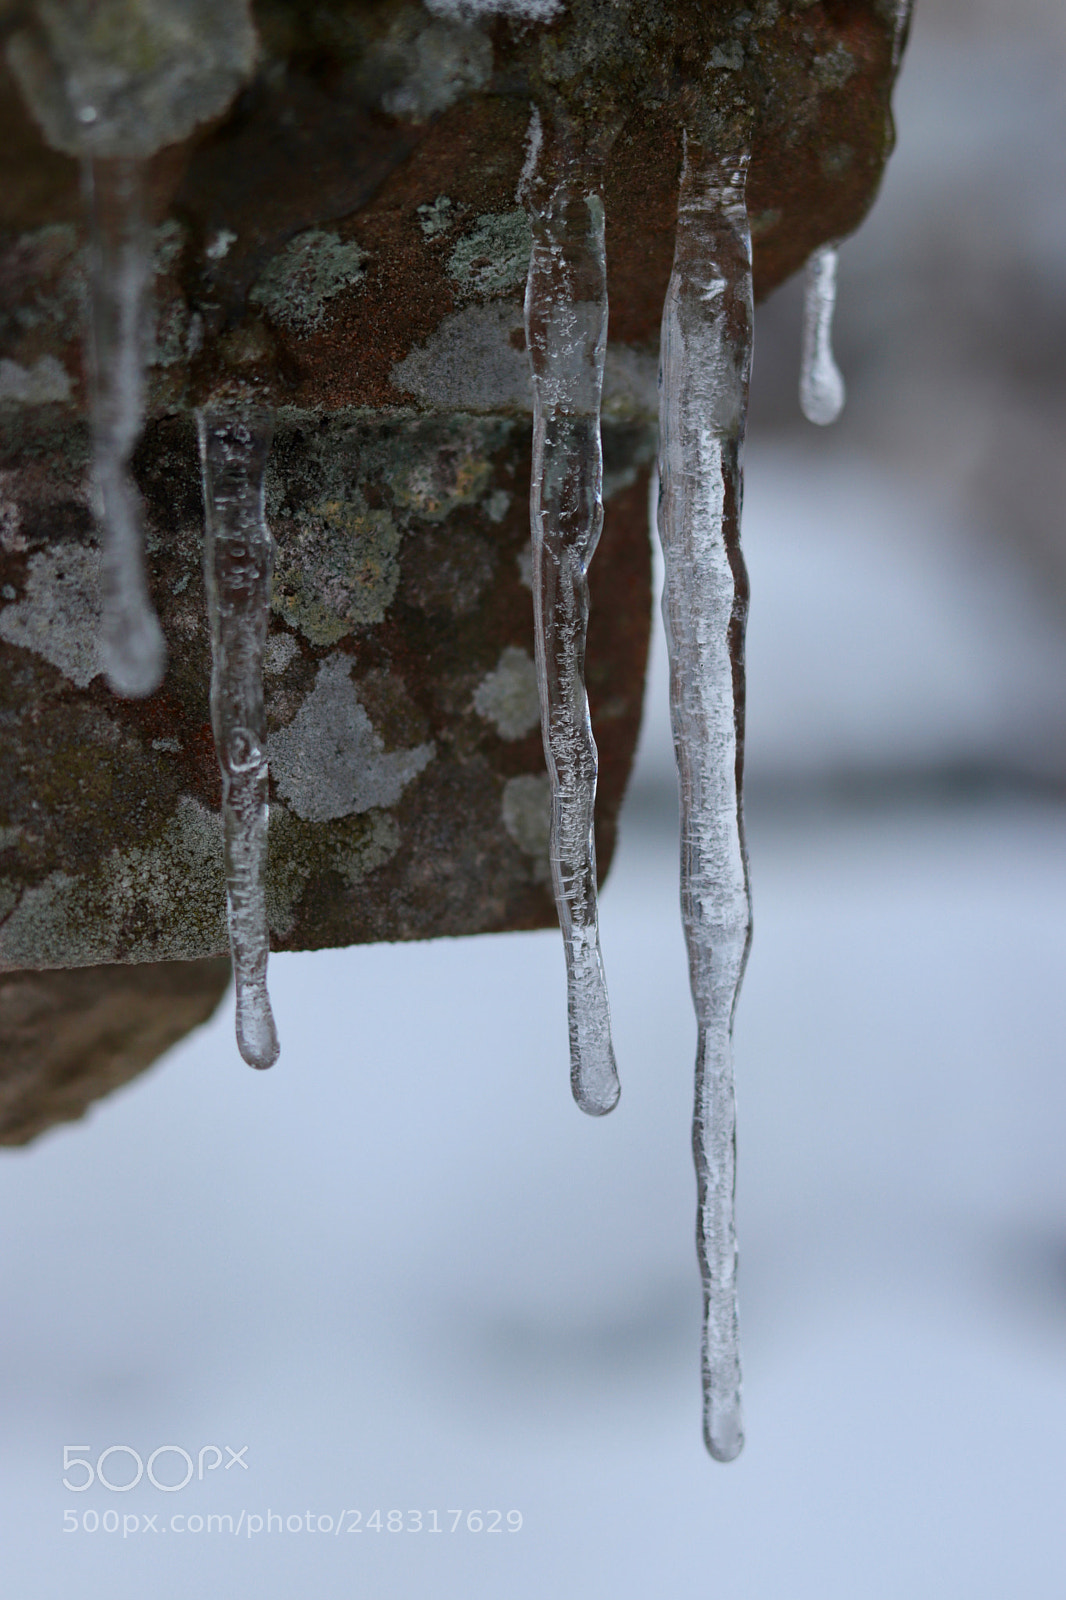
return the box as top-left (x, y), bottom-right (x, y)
top-left (799, 243), bottom-right (845, 426)
top-left (657, 135), bottom-right (754, 1463)
top-left (84, 156), bottom-right (167, 698)
top-left (522, 112), bottom-right (620, 1117)
top-left (6, 0), bottom-right (260, 698)
top-left (198, 407), bottom-right (280, 1071)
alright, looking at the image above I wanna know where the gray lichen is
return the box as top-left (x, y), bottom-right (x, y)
top-left (501, 771), bottom-right (550, 879)
top-left (269, 656), bottom-right (435, 823)
top-left (473, 646), bottom-right (541, 740)
top-left (0, 543), bottom-right (101, 687)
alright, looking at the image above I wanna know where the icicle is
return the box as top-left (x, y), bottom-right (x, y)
top-left (84, 157), bottom-right (167, 697)
top-left (198, 406), bottom-right (280, 1071)
top-left (891, 0), bottom-right (913, 68)
top-left (799, 244), bottom-right (845, 426)
top-left (657, 136), bottom-right (753, 1462)
top-left (522, 112), bottom-right (619, 1117)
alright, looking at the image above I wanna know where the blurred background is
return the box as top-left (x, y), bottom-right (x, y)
top-left (3, 1), bottom-right (1066, 1592)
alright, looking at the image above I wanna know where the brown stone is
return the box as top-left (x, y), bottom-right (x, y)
top-left (0, 1), bottom-right (906, 1133)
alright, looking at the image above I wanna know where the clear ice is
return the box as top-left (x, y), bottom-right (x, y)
top-left (657, 137), bottom-right (754, 1462)
top-left (799, 243), bottom-right (845, 426)
top-left (523, 115), bottom-right (619, 1117)
top-left (84, 157), bottom-right (167, 698)
top-left (198, 406), bottom-right (280, 1071)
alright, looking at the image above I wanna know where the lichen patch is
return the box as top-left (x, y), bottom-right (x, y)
top-left (473, 646), bottom-right (541, 740)
top-left (250, 228), bottom-right (369, 334)
top-left (0, 544), bottom-right (101, 687)
top-left (269, 656), bottom-right (435, 823)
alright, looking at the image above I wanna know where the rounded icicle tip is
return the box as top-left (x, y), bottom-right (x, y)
top-left (705, 1400), bottom-right (744, 1464)
top-left (235, 987), bottom-right (280, 1071)
top-left (573, 1065), bottom-right (621, 1118)
top-left (101, 615), bottom-right (167, 700)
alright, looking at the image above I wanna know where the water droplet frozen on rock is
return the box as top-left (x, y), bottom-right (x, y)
top-left (657, 135), bottom-right (754, 1462)
top-left (522, 111), bottom-right (619, 1118)
top-left (800, 243), bottom-right (845, 426)
top-left (198, 406), bottom-right (280, 1071)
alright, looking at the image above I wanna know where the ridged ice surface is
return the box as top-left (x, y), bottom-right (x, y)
top-left (657, 139), bottom-right (754, 1462)
top-left (84, 157), bottom-right (166, 698)
top-left (198, 407), bottom-right (280, 1071)
top-left (523, 120), bottom-right (619, 1117)
top-left (800, 244), bottom-right (845, 426)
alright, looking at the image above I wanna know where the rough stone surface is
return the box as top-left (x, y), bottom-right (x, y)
top-left (0, 956), bottom-right (231, 1145)
top-left (0, 0), bottom-right (907, 973)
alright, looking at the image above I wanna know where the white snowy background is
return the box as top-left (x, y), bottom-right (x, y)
top-left (3, 1), bottom-right (1066, 1593)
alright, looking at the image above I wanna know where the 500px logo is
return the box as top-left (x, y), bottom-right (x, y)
top-left (62, 1445), bottom-right (249, 1492)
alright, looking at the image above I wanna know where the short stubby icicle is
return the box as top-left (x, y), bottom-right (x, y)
top-left (657, 137), bottom-right (754, 1462)
top-left (85, 158), bottom-right (167, 698)
top-left (198, 407), bottom-right (280, 1070)
top-left (800, 243), bottom-right (845, 426)
top-left (523, 115), bottom-right (619, 1117)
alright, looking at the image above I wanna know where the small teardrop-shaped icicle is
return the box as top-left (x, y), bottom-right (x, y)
top-left (799, 243), bottom-right (845, 427)
top-left (657, 133), bottom-right (754, 1463)
top-left (198, 405), bottom-right (280, 1071)
top-left (522, 110), bottom-right (620, 1117)
top-left (83, 156), bottom-right (167, 698)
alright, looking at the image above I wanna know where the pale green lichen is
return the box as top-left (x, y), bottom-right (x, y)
top-left (448, 210), bottom-right (531, 299)
top-left (417, 195), bottom-right (456, 238)
top-left (271, 495), bottom-right (401, 644)
top-left (265, 801), bottom-right (400, 938)
top-left (250, 228), bottom-right (369, 334)
top-left (0, 797), bottom-right (227, 968)
top-left (390, 437), bottom-right (495, 523)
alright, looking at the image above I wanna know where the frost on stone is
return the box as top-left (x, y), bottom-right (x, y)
top-left (523, 111), bottom-right (619, 1118)
top-left (6, 0), bottom-right (258, 160)
top-left (199, 405), bottom-right (279, 1071)
top-left (269, 656), bottom-right (434, 824)
top-left (657, 136), bottom-right (754, 1462)
top-left (84, 157), bottom-right (166, 699)
top-left (800, 244), bottom-right (845, 426)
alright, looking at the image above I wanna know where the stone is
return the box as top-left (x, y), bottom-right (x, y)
top-left (0, 1), bottom-right (906, 1133)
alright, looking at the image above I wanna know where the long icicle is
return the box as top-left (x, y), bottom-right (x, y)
top-left (84, 157), bottom-right (167, 697)
top-left (523, 113), bottom-right (619, 1117)
top-left (657, 136), bottom-right (753, 1461)
top-left (198, 406), bottom-right (280, 1070)
top-left (799, 243), bottom-right (845, 426)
